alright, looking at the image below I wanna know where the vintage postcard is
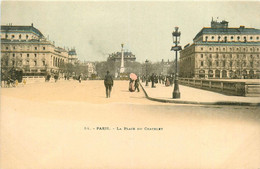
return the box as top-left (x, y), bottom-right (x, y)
top-left (1, 1), bottom-right (260, 168)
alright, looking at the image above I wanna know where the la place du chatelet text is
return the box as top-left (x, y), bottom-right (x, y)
top-left (84, 127), bottom-right (163, 131)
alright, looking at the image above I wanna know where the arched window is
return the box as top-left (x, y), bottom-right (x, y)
top-left (215, 70), bottom-right (220, 78)
top-left (222, 70), bottom-right (227, 78)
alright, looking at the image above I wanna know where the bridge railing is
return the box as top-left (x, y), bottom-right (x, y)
top-left (179, 78), bottom-right (260, 97)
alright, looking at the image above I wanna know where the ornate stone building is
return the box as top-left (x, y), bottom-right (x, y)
top-left (1, 23), bottom-right (78, 76)
top-left (180, 19), bottom-right (260, 79)
top-left (107, 51), bottom-right (136, 62)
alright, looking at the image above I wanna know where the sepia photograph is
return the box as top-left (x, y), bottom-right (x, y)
top-left (1, 0), bottom-right (260, 168)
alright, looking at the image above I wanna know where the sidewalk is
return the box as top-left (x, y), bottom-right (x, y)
top-left (140, 82), bottom-right (260, 106)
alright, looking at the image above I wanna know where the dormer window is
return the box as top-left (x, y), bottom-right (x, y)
top-left (250, 36), bottom-right (253, 40)
top-left (237, 36), bottom-right (240, 41)
top-left (19, 34), bottom-right (21, 39)
top-left (231, 36), bottom-right (234, 40)
top-left (26, 35), bottom-right (28, 39)
top-left (211, 36), bottom-right (214, 40)
top-left (12, 35), bottom-right (15, 39)
top-left (224, 36), bottom-right (227, 42)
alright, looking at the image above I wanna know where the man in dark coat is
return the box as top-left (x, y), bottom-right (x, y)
top-left (151, 73), bottom-right (156, 88)
top-left (104, 71), bottom-right (113, 98)
top-left (134, 78), bottom-right (140, 92)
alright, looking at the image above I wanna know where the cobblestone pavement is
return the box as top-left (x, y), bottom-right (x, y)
top-left (1, 80), bottom-right (260, 169)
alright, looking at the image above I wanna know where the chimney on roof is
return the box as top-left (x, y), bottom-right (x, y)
top-left (31, 23), bottom-right (33, 27)
top-left (239, 25), bottom-right (245, 29)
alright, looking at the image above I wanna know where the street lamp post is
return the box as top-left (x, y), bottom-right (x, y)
top-left (171, 27), bottom-right (182, 99)
top-left (145, 59), bottom-right (149, 86)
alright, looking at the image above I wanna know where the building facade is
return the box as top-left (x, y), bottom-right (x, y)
top-left (107, 51), bottom-right (136, 77)
top-left (107, 51), bottom-right (136, 62)
top-left (180, 19), bottom-right (260, 79)
top-left (1, 23), bottom-right (78, 77)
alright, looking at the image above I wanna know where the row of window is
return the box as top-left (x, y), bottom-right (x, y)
top-left (205, 35), bottom-right (260, 41)
top-left (5, 46), bottom-right (46, 50)
top-left (8, 60), bottom-right (46, 66)
top-left (11, 53), bottom-right (46, 58)
top-left (199, 53), bottom-right (260, 59)
top-left (200, 60), bottom-right (258, 67)
top-left (4, 34), bottom-right (38, 40)
top-left (200, 47), bottom-right (260, 52)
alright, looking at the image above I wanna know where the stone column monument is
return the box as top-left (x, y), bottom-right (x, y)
top-left (120, 43), bottom-right (125, 73)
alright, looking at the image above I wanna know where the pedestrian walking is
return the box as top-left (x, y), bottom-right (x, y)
top-left (129, 79), bottom-right (135, 92)
top-left (104, 71), bottom-right (113, 98)
top-left (134, 78), bottom-right (140, 92)
top-left (151, 73), bottom-right (156, 88)
top-left (54, 74), bottom-right (58, 82)
top-left (78, 75), bottom-right (82, 83)
top-left (165, 77), bottom-right (170, 86)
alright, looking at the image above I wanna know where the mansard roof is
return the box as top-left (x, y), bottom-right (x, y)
top-left (69, 49), bottom-right (77, 55)
top-left (109, 51), bottom-right (135, 58)
top-left (1, 25), bottom-right (44, 37)
top-left (194, 27), bottom-right (260, 40)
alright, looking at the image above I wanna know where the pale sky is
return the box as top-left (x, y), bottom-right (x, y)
top-left (1, 1), bottom-right (260, 62)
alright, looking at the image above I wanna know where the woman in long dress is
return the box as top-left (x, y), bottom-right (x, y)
top-left (129, 79), bottom-right (135, 92)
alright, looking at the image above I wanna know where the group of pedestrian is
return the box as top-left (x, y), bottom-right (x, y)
top-left (103, 71), bottom-right (141, 98)
top-left (141, 73), bottom-right (175, 88)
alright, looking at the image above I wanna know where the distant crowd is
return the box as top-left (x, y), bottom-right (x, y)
top-left (140, 73), bottom-right (175, 88)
